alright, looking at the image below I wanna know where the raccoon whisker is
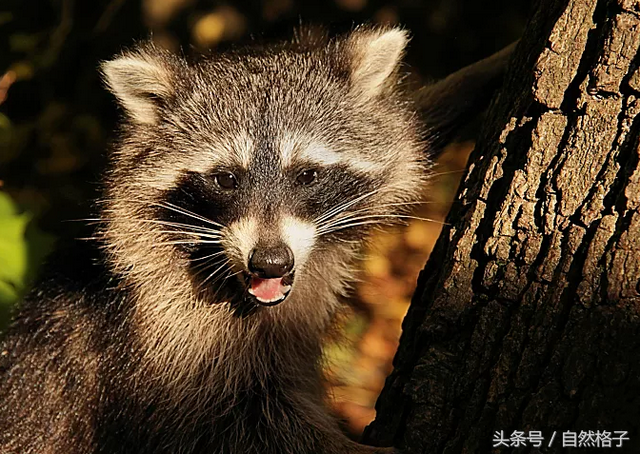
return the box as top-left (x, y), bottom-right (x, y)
top-left (316, 213), bottom-right (448, 235)
top-left (104, 235), bottom-right (223, 248)
top-left (151, 241), bottom-right (223, 247)
top-left (92, 217), bottom-right (211, 234)
top-left (155, 202), bottom-right (225, 229)
top-left (76, 236), bottom-right (103, 241)
top-left (316, 210), bottom-right (390, 231)
top-left (316, 200), bottom-right (432, 224)
top-left (316, 219), bottom-right (388, 234)
top-left (316, 219), bottom-right (403, 235)
top-left (377, 213), bottom-right (449, 224)
top-left (112, 229), bottom-right (222, 241)
top-left (155, 232), bottom-right (223, 242)
top-left (68, 218), bottom-right (104, 224)
top-left (190, 257), bottom-right (221, 276)
top-left (318, 189), bottom-right (382, 223)
top-left (171, 233), bottom-right (223, 241)
top-left (223, 269), bottom-right (243, 281)
top-left (189, 250), bottom-right (227, 262)
top-left (191, 255), bottom-right (229, 278)
top-left (108, 221), bottom-right (222, 237)
top-left (104, 237), bottom-right (223, 248)
top-left (210, 269), bottom-right (242, 303)
top-left (360, 200), bottom-right (436, 209)
top-left (186, 261), bottom-right (234, 302)
top-left (133, 219), bottom-right (223, 236)
top-left (429, 168), bottom-right (465, 178)
top-left (344, 213), bottom-right (447, 227)
top-left (198, 258), bottom-right (233, 290)
top-left (313, 188), bottom-right (381, 225)
top-left (314, 206), bottom-right (411, 231)
top-left (369, 200), bottom-right (442, 209)
top-left (202, 264), bottom-right (239, 303)
top-left (318, 189), bottom-right (385, 224)
top-left (319, 210), bottom-right (447, 228)
top-left (312, 190), bottom-right (436, 229)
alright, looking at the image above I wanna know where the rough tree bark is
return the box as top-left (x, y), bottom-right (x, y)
top-left (363, 0), bottom-right (640, 452)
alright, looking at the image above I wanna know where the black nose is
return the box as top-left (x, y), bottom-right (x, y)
top-left (248, 244), bottom-right (294, 278)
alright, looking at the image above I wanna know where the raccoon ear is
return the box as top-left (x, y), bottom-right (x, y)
top-left (101, 49), bottom-right (175, 125)
top-left (346, 27), bottom-right (409, 98)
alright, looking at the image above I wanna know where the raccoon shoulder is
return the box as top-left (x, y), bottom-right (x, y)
top-left (0, 239), bottom-right (133, 453)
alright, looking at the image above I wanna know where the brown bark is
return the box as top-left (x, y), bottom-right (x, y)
top-left (363, 0), bottom-right (640, 452)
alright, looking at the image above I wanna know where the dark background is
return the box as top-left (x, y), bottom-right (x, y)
top-left (0, 0), bottom-right (529, 436)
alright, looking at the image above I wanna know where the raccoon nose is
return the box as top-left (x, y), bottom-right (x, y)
top-left (248, 244), bottom-right (294, 278)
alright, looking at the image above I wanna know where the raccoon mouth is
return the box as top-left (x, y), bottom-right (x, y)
top-left (246, 276), bottom-right (293, 306)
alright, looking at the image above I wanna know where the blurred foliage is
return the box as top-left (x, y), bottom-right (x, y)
top-left (0, 0), bottom-right (530, 435)
top-left (325, 141), bottom-right (474, 435)
top-left (0, 193), bottom-right (28, 310)
top-left (0, 191), bottom-right (54, 331)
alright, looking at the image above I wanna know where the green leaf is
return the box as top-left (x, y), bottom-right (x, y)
top-left (0, 192), bottom-right (30, 291)
top-left (0, 192), bottom-right (54, 323)
top-left (0, 279), bottom-right (18, 307)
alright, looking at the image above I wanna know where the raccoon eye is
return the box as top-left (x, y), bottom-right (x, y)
top-left (215, 172), bottom-right (238, 190)
top-left (296, 169), bottom-right (317, 186)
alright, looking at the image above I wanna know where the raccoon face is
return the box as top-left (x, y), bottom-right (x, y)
top-left (101, 27), bottom-right (427, 315)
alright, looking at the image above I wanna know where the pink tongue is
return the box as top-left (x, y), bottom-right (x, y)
top-left (251, 277), bottom-right (284, 301)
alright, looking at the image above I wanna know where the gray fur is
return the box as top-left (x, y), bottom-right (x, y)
top-left (0, 26), bottom-right (513, 454)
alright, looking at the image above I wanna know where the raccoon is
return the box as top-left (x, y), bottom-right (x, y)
top-left (0, 27), bottom-right (513, 454)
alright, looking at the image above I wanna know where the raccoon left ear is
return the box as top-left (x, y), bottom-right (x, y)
top-left (346, 27), bottom-right (409, 99)
top-left (101, 47), bottom-right (176, 125)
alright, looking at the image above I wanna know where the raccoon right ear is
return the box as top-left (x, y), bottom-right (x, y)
top-left (345, 27), bottom-right (409, 99)
top-left (101, 48), bottom-right (175, 125)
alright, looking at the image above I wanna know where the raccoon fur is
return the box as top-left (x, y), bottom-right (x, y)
top-left (0, 27), bottom-right (513, 454)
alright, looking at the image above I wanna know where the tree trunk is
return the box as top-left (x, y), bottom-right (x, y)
top-left (363, 0), bottom-right (640, 452)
